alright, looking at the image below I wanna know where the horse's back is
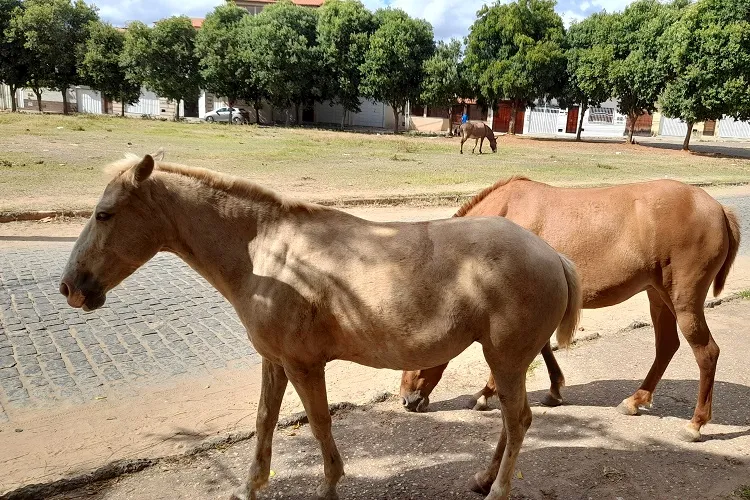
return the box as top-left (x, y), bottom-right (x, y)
top-left (465, 179), bottom-right (732, 306)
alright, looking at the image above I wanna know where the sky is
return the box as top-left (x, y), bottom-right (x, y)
top-left (94, 0), bottom-right (636, 38)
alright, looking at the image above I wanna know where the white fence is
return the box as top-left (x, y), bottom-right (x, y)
top-left (126, 90), bottom-right (160, 116)
top-left (659, 116), bottom-right (688, 137)
top-left (526, 105), bottom-right (560, 135)
top-left (719, 116), bottom-right (750, 139)
top-left (76, 88), bottom-right (102, 114)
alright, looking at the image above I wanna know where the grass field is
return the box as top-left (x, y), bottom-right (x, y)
top-left (2, 112), bottom-right (750, 213)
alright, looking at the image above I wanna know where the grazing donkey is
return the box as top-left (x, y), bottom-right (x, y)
top-left (460, 121), bottom-right (498, 154)
top-left (60, 155), bottom-right (581, 500)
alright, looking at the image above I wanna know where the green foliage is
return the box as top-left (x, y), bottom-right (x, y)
top-left (79, 21), bottom-right (141, 111)
top-left (7, 0), bottom-right (98, 113)
top-left (316, 0), bottom-right (376, 116)
top-left (607, 0), bottom-right (685, 141)
top-left (195, 4), bottom-right (251, 109)
top-left (659, 0), bottom-right (750, 149)
top-left (420, 39), bottom-right (468, 117)
top-left (0, 0), bottom-right (30, 110)
top-left (464, 0), bottom-right (567, 134)
top-left (240, 0), bottom-right (320, 123)
top-left (360, 8), bottom-right (435, 132)
top-left (122, 16), bottom-right (202, 119)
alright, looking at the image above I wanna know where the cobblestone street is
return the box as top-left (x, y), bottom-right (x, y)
top-left (0, 243), bottom-right (259, 423)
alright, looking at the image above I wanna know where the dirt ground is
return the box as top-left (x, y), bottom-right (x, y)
top-left (47, 299), bottom-right (750, 500)
top-left (2, 201), bottom-right (750, 499)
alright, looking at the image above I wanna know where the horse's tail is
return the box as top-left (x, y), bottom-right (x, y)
top-left (556, 253), bottom-right (582, 349)
top-left (713, 206), bottom-right (741, 297)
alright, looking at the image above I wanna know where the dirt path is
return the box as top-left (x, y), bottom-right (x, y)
top-left (49, 299), bottom-right (750, 500)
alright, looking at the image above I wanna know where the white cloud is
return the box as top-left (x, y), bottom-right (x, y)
top-left (579, 1), bottom-right (591, 11)
top-left (560, 9), bottom-right (585, 27)
top-left (91, 0), bottom-right (222, 26)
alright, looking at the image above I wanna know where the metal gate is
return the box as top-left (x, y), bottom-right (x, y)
top-left (526, 105), bottom-right (560, 135)
top-left (719, 116), bottom-right (750, 139)
top-left (126, 90), bottom-right (160, 116)
top-left (659, 116), bottom-right (688, 137)
top-left (76, 88), bottom-right (102, 114)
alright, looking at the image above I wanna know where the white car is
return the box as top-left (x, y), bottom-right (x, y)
top-left (204, 107), bottom-right (250, 124)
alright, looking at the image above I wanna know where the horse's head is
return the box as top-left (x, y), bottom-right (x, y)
top-left (59, 153), bottom-right (164, 311)
top-left (400, 368), bottom-right (440, 412)
top-left (488, 130), bottom-right (498, 153)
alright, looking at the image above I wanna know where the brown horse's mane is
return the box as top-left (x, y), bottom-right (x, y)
top-left (106, 155), bottom-right (320, 213)
top-left (454, 176), bottom-right (531, 217)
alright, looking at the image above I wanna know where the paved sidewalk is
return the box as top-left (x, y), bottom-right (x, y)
top-left (0, 245), bottom-right (259, 423)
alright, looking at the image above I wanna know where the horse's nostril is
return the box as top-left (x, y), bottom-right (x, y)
top-left (401, 397), bottom-right (409, 407)
top-left (59, 282), bottom-right (70, 298)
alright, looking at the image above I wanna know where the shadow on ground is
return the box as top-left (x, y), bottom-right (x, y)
top-left (50, 384), bottom-right (750, 500)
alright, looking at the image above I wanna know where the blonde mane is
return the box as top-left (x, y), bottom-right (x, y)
top-left (106, 154), bottom-right (320, 213)
top-left (454, 176), bottom-right (531, 217)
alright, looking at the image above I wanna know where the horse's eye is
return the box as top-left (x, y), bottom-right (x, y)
top-left (96, 212), bottom-right (112, 222)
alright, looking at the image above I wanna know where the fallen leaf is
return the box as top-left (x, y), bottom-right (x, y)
top-left (269, 470), bottom-right (276, 478)
top-left (516, 471), bottom-right (523, 479)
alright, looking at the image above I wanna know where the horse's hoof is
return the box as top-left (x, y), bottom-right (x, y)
top-left (540, 393), bottom-right (563, 407)
top-left (616, 400), bottom-right (639, 416)
top-left (229, 486), bottom-right (249, 500)
top-left (315, 483), bottom-right (339, 500)
top-left (678, 425), bottom-right (702, 443)
top-left (471, 395), bottom-right (489, 411)
top-left (468, 472), bottom-right (491, 495)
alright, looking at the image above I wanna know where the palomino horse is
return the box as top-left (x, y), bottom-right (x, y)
top-left (460, 121), bottom-right (497, 154)
top-left (59, 155), bottom-right (582, 500)
top-left (401, 176), bottom-right (740, 442)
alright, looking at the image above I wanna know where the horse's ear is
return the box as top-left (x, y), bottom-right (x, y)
top-left (133, 154), bottom-right (154, 183)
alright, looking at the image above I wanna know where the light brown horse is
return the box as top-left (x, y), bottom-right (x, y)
top-left (59, 155), bottom-right (582, 500)
top-left (401, 177), bottom-right (740, 443)
top-left (460, 121), bottom-right (498, 154)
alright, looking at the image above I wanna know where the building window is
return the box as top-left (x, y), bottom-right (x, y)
top-left (588, 106), bottom-right (614, 124)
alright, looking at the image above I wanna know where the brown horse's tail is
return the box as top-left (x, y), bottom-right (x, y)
top-left (713, 206), bottom-right (741, 297)
top-left (556, 253), bottom-right (582, 349)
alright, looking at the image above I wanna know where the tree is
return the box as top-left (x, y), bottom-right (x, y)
top-left (79, 21), bottom-right (141, 116)
top-left (608, 0), bottom-right (686, 143)
top-left (659, 0), bottom-right (750, 150)
top-left (0, 0), bottom-right (30, 112)
top-left (122, 16), bottom-right (202, 120)
top-left (565, 13), bottom-right (616, 140)
top-left (195, 4), bottom-right (253, 124)
top-left (420, 39), bottom-right (468, 136)
top-left (241, 0), bottom-right (320, 125)
top-left (360, 9), bottom-right (434, 134)
top-left (464, 0), bottom-right (567, 135)
top-left (316, 0), bottom-right (376, 128)
top-left (8, 0), bottom-right (98, 114)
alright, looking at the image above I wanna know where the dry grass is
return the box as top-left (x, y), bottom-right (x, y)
top-left (2, 112), bottom-right (750, 212)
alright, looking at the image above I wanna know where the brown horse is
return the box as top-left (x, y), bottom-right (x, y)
top-left (460, 121), bottom-right (498, 154)
top-left (59, 155), bottom-right (582, 500)
top-left (401, 177), bottom-right (740, 443)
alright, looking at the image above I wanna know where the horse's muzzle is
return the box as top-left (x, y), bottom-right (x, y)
top-left (401, 393), bottom-right (429, 413)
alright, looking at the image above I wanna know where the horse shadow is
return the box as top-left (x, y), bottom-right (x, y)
top-left (428, 378), bottom-right (750, 429)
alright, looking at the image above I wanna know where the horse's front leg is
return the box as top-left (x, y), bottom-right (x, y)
top-left (473, 138), bottom-right (479, 154)
top-left (479, 137), bottom-right (485, 154)
top-left (287, 363), bottom-right (344, 499)
top-left (232, 358), bottom-right (288, 500)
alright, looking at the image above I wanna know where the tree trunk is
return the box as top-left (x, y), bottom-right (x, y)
top-left (295, 102), bottom-right (301, 125)
top-left (34, 89), bottom-right (42, 112)
top-left (61, 88), bottom-right (69, 115)
top-left (576, 102), bottom-right (587, 141)
top-left (627, 113), bottom-right (636, 144)
top-left (682, 121), bottom-right (694, 151)
top-left (10, 84), bottom-right (17, 112)
top-left (392, 105), bottom-right (400, 134)
top-left (175, 100), bottom-right (181, 121)
top-left (447, 106), bottom-right (453, 137)
top-left (254, 103), bottom-right (261, 125)
top-left (120, 93), bottom-right (126, 117)
top-left (508, 100), bottom-right (518, 135)
top-left (341, 110), bottom-right (346, 130)
top-left (228, 99), bottom-right (235, 125)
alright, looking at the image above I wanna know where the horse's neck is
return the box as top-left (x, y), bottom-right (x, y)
top-left (158, 181), bottom-right (281, 302)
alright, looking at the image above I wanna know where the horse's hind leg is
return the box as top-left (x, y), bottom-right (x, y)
top-left (540, 341), bottom-right (566, 407)
top-left (473, 138), bottom-right (479, 154)
top-left (233, 358), bottom-right (288, 500)
top-left (469, 360), bottom-right (531, 500)
top-left (472, 341), bottom-right (565, 411)
top-left (479, 137), bottom-right (485, 154)
top-left (286, 363), bottom-right (344, 499)
top-left (617, 288), bottom-right (679, 417)
top-left (675, 305), bottom-right (720, 442)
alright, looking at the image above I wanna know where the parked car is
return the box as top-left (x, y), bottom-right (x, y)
top-left (204, 107), bottom-right (250, 124)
